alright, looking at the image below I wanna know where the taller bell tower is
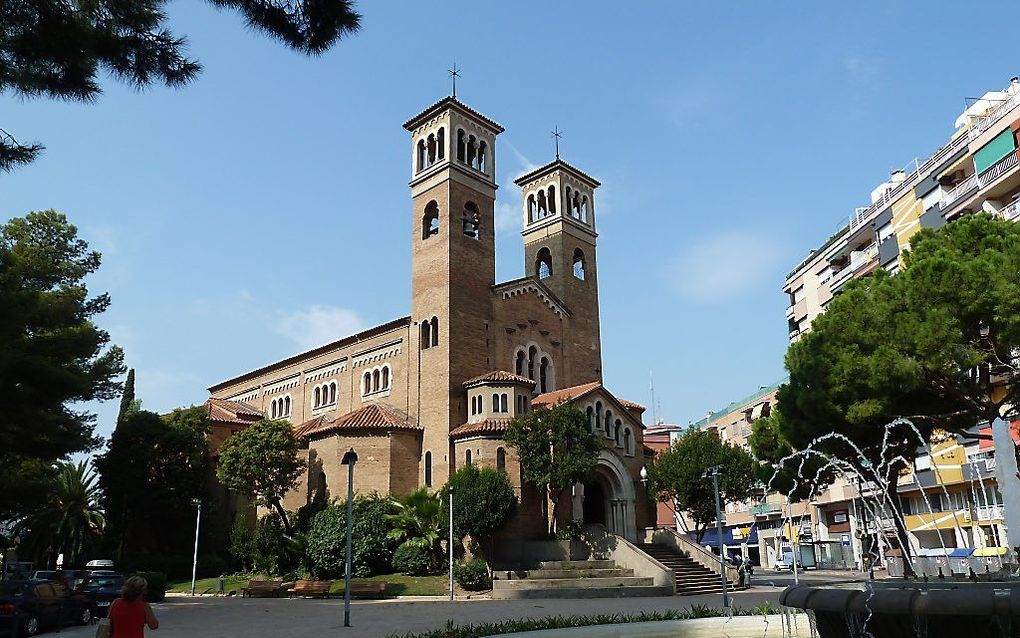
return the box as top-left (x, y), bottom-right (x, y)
top-left (403, 98), bottom-right (504, 487)
top-left (515, 160), bottom-right (602, 386)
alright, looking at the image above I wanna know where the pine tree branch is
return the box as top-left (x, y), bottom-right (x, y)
top-left (0, 129), bottom-right (43, 173)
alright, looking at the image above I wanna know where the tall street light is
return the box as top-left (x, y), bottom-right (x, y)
top-left (448, 487), bottom-right (454, 601)
top-left (340, 448), bottom-right (358, 628)
top-left (702, 465), bottom-right (729, 610)
top-left (190, 498), bottom-right (202, 597)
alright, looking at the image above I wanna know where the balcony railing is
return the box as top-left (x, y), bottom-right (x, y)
top-left (1000, 200), bottom-right (1020, 222)
top-left (849, 243), bottom-right (879, 271)
top-left (750, 503), bottom-right (781, 516)
top-left (978, 150), bottom-right (1019, 186)
top-left (943, 174), bottom-right (979, 208)
top-left (976, 505), bottom-right (1004, 521)
top-left (969, 90), bottom-right (1020, 140)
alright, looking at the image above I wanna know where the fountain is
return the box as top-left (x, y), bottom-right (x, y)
top-left (769, 418), bottom-right (1020, 638)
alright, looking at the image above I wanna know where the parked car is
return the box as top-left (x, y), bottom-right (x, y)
top-left (28, 572), bottom-right (55, 582)
top-left (775, 550), bottom-right (796, 571)
top-left (0, 579), bottom-right (94, 636)
top-left (85, 559), bottom-right (114, 572)
top-left (77, 573), bottom-right (125, 617)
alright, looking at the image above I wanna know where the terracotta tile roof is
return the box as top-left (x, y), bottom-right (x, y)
top-left (512, 158), bottom-right (601, 188)
top-left (463, 370), bottom-right (536, 389)
top-left (206, 397), bottom-right (263, 425)
top-left (618, 399), bottom-right (646, 412)
top-left (531, 382), bottom-right (601, 407)
top-left (296, 403), bottom-right (420, 440)
top-left (450, 418), bottom-right (514, 439)
top-left (402, 96), bottom-right (505, 133)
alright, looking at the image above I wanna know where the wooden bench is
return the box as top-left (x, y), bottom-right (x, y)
top-left (241, 580), bottom-right (284, 598)
top-left (346, 582), bottom-right (387, 599)
top-left (288, 580), bottom-right (333, 598)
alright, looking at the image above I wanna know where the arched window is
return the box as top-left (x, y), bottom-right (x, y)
top-left (427, 133), bottom-right (437, 167)
top-left (539, 356), bottom-right (550, 392)
top-left (329, 382), bottom-right (336, 404)
top-left (416, 139), bottom-right (426, 173)
top-left (284, 395), bottom-right (291, 416)
top-left (271, 399), bottom-right (278, 419)
top-left (424, 451), bottom-right (433, 487)
top-left (381, 366), bottom-right (390, 390)
top-left (314, 386), bottom-right (321, 408)
top-left (614, 419), bottom-right (622, 446)
top-left (604, 410), bottom-right (612, 437)
top-left (527, 195), bottom-right (536, 223)
top-left (492, 392), bottom-right (499, 412)
top-left (624, 428), bottom-right (634, 455)
top-left (421, 320), bottom-right (431, 350)
top-left (581, 196), bottom-right (589, 221)
top-left (536, 190), bottom-right (547, 217)
top-left (500, 393), bottom-right (508, 413)
top-left (363, 371), bottom-right (372, 395)
top-left (462, 202), bottom-right (480, 239)
top-left (515, 350), bottom-right (526, 376)
top-left (372, 369), bottom-right (381, 392)
top-left (536, 247), bottom-right (552, 279)
top-left (465, 449), bottom-right (472, 465)
top-left (478, 141), bottom-right (487, 173)
top-left (595, 402), bottom-right (603, 429)
top-left (496, 447), bottom-right (506, 473)
top-left (586, 406), bottom-right (594, 432)
top-left (437, 127), bottom-right (445, 160)
top-left (430, 316), bottom-right (438, 348)
top-left (422, 201), bottom-right (440, 240)
top-left (467, 135), bottom-right (477, 167)
top-left (457, 129), bottom-right (466, 162)
top-left (527, 345), bottom-right (537, 380)
top-left (573, 192), bottom-right (582, 219)
top-left (573, 249), bottom-right (586, 280)
top-left (548, 185), bottom-right (556, 214)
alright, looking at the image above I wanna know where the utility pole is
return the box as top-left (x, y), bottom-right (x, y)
top-left (704, 465), bottom-right (729, 610)
top-left (341, 448), bottom-right (358, 628)
top-left (190, 499), bottom-right (202, 596)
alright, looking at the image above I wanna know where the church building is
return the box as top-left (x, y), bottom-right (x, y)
top-left (205, 96), bottom-right (653, 541)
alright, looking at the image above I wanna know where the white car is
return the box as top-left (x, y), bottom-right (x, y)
top-left (774, 551), bottom-right (795, 571)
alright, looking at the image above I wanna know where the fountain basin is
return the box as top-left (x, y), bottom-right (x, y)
top-left (781, 581), bottom-right (1020, 638)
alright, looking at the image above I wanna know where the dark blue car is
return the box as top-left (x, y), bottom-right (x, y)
top-left (75, 573), bottom-right (125, 618)
top-left (0, 580), bottom-right (94, 636)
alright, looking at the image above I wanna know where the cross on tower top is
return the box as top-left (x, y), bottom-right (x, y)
top-left (448, 63), bottom-right (461, 99)
top-left (552, 126), bottom-right (562, 160)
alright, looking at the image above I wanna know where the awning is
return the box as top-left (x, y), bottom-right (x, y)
top-left (918, 547), bottom-right (952, 557)
top-left (949, 548), bottom-right (974, 558)
top-left (693, 523), bottom-right (758, 546)
top-left (974, 546), bottom-right (1009, 557)
top-left (750, 402), bottom-right (767, 420)
top-left (937, 154), bottom-right (973, 180)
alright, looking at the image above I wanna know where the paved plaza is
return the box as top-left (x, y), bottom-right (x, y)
top-left (50, 588), bottom-right (785, 638)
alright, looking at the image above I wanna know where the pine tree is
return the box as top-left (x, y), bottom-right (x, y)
top-left (116, 369), bottom-right (136, 428)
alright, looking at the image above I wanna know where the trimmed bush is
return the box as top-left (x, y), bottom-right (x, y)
top-left (134, 571), bottom-right (167, 602)
top-left (305, 495), bottom-right (395, 578)
top-left (392, 541), bottom-right (436, 576)
top-left (454, 559), bottom-right (490, 591)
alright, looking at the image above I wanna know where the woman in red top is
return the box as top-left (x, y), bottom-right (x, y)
top-left (108, 576), bottom-right (159, 638)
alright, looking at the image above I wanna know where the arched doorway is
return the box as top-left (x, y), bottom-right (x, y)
top-left (574, 451), bottom-right (638, 541)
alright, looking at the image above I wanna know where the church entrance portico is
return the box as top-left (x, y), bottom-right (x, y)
top-left (574, 450), bottom-right (637, 541)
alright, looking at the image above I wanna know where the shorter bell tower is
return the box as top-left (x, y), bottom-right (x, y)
top-left (516, 159), bottom-right (602, 385)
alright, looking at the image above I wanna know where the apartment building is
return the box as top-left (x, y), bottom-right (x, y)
top-left (785, 76), bottom-right (1020, 341)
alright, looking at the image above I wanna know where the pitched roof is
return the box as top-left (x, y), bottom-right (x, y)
top-left (296, 403), bottom-right (420, 440)
top-left (463, 370), bottom-right (536, 389)
top-left (512, 158), bottom-right (601, 188)
top-left (450, 418), bottom-right (514, 439)
top-left (618, 399), bottom-right (646, 412)
top-left (531, 382), bottom-right (601, 408)
top-left (206, 397), bottom-right (263, 425)
top-left (402, 96), bottom-right (505, 133)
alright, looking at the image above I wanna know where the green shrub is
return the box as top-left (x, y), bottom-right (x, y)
top-left (553, 519), bottom-right (584, 541)
top-left (441, 465), bottom-right (516, 548)
top-left (229, 513), bottom-right (255, 572)
top-left (453, 559), bottom-right (490, 591)
top-left (251, 513), bottom-right (298, 575)
top-left (305, 495), bottom-right (395, 578)
top-left (134, 571), bottom-right (167, 602)
top-left (392, 541), bottom-right (437, 576)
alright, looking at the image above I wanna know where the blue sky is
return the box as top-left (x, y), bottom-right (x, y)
top-left (5, 1), bottom-right (1020, 441)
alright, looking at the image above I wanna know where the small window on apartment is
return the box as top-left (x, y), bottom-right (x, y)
top-left (500, 393), bottom-right (508, 413)
top-left (793, 286), bottom-right (805, 303)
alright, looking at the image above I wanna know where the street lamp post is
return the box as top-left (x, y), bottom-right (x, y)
top-left (340, 448), bottom-right (358, 628)
top-left (190, 498), bottom-right (202, 597)
top-left (703, 465), bottom-right (729, 610)
top-left (448, 487), bottom-right (454, 601)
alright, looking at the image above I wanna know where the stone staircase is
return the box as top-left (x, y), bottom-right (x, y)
top-left (638, 543), bottom-right (736, 596)
top-left (491, 559), bottom-right (670, 599)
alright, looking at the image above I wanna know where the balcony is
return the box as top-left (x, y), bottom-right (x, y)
top-left (942, 174), bottom-right (979, 209)
top-left (750, 503), bottom-right (781, 516)
top-left (976, 505), bottom-right (1004, 522)
top-left (849, 243), bottom-right (879, 271)
top-left (969, 90), bottom-right (1020, 140)
top-left (978, 149), bottom-right (1019, 188)
top-left (1000, 200), bottom-right (1020, 222)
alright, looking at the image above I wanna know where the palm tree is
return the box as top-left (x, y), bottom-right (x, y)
top-left (385, 488), bottom-right (444, 568)
top-left (16, 461), bottom-right (106, 567)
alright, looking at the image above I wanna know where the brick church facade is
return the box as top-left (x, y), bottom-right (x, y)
top-left (205, 96), bottom-right (653, 541)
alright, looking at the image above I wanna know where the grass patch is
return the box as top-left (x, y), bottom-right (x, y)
top-left (167, 575), bottom-right (250, 594)
top-left (385, 605), bottom-right (794, 638)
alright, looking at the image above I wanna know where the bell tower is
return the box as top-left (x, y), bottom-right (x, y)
top-left (516, 159), bottom-right (602, 385)
top-left (403, 97), bottom-right (504, 487)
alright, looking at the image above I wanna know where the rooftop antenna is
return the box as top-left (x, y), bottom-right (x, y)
top-left (448, 63), bottom-right (460, 99)
top-left (551, 125), bottom-right (562, 160)
top-left (649, 370), bottom-right (658, 426)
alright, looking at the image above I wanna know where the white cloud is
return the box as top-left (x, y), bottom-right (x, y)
top-left (276, 305), bottom-right (366, 350)
top-left (502, 140), bottom-right (539, 180)
top-left (666, 231), bottom-right (785, 302)
top-left (494, 201), bottom-right (521, 233)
